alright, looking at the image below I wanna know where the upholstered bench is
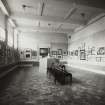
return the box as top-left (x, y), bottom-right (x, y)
top-left (47, 66), bottom-right (72, 85)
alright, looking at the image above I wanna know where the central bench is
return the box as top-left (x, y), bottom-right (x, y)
top-left (47, 66), bottom-right (72, 85)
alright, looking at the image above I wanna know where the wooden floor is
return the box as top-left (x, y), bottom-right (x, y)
top-left (0, 66), bottom-right (105, 105)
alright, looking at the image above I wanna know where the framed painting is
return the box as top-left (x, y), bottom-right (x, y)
top-left (52, 55), bottom-right (57, 58)
top-left (80, 50), bottom-right (86, 60)
top-left (63, 50), bottom-right (67, 56)
top-left (52, 51), bottom-right (57, 55)
top-left (57, 49), bottom-right (62, 55)
top-left (57, 55), bottom-right (62, 59)
top-left (75, 50), bottom-right (78, 56)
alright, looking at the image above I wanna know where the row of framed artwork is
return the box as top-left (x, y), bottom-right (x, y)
top-left (0, 40), bottom-right (20, 65)
top-left (51, 49), bottom-right (68, 59)
top-left (51, 49), bottom-right (68, 56)
top-left (51, 49), bottom-right (86, 60)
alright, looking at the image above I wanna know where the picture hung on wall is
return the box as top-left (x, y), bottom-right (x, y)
top-left (75, 50), bottom-right (78, 56)
top-left (63, 50), bottom-right (67, 56)
top-left (52, 55), bottom-right (57, 58)
top-left (71, 51), bottom-right (74, 56)
top-left (87, 48), bottom-right (92, 55)
top-left (96, 57), bottom-right (101, 62)
top-left (21, 51), bottom-right (23, 54)
top-left (80, 50), bottom-right (86, 60)
top-left (52, 51), bottom-right (57, 55)
top-left (57, 55), bottom-right (62, 59)
top-left (101, 57), bottom-right (105, 62)
top-left (26, 54), bottom-right (31, 58)
top-left (91, 47), bottom-right (96, 55)
top-left (57, 49), bottom-right (62, 55)
top-left (97, 47), bottom-right (105, 55)
top-left (32, 50), bottom-right (37, 56)
top-left (40, 48), bottom-right (48, 57)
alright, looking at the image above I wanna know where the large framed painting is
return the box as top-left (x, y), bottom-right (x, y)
top-left (40, 48), bottom-right (48, 57)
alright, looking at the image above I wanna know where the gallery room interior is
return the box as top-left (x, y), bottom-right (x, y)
top-left (0, 0), bottom-right (105, 105)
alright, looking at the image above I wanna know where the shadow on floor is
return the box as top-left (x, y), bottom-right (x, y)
top-left (0, 66), bottom-right (105, 105)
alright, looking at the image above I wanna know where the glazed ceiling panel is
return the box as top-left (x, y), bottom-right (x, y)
top-left (16, 19), bottom-right (39, 27)
top-left (70, 5), bottom-right (105, 22)
top-left (7, 0), bottom-right (39, 15)
top-left (40, 21), bottom-right (60, 29)
top-left (4, 0), bottom-right (105, 34)
top-left (43, 2), bottom-right (73, 18)
top-left (61, 23), bottom-right (80, 29)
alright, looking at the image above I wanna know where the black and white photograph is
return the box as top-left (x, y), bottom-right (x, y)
top-left (0, 0), bottom-right (105, 105)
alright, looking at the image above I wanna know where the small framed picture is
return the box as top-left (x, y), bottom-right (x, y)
top-left (57, 55), bottom-right (62, 59)
top-left (63, 51), bottom-right (67, 56)
top-left (52, 51), bottom-right (57, 55)
top-left (80, 50), bottom-right (86, 60)
top-left (57, 49), bottom-right (62, 55)
top-left (96, 57), bottom-right (101, 62)
top-left (75, 50), bottom-right (78, 56)
top-left (52, 55), bottom-right (57, 58)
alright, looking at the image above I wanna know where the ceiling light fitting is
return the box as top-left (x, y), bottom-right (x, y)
top-left (22, 4), bottom-right (33, 10)
top-left (81, 13), bottom-right (85, 18)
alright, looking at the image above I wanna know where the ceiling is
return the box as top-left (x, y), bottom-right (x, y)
top-left (3, 0), bottom-right (105, 34)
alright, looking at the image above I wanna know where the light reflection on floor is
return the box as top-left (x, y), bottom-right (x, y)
top-left (0, 66), bottom-right (105, 105)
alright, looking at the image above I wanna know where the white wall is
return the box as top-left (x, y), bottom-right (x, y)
top-left (19, 32), bottom-right (68, 50)
top-left (18, 32), bottom-right (68, 60)
top-left (51, 43), bottom-right (68, 51)
top-left (68, 16), bottom-right (105, 74)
